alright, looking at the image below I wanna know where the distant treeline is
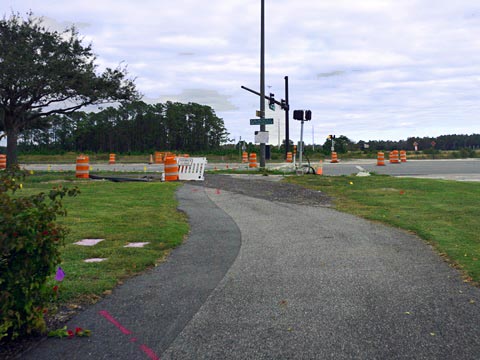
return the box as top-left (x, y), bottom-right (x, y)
top-left (17, 101), bottom-right (229, 153)
top-left (355, 134), bottom-right (480, 151)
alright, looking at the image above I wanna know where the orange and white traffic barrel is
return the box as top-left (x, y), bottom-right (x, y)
top-left (164, 156), bottom-right (179, 181)
top-left (286, 152), bottom-right (293, 163)
top-left (109, 153), bottom-right (115, 164)
top-left (389, 150), bottom-right (400, 164)
top-left (400, 150), bottom-right (407, 162)
top-left (0, 154), bottom-right (6, 169)
top-left (154, 152), bottom-right (164, 164)
top-left (249, 153), bottom-right (257, 168)
top-left (330, 152), bottom-right (339, 163)
top-left (242, 152), bottom-right (248, 163)
top-left (76, 155), bottom-right (89, 179)
top-left (377, 152), bottom-right (386, 166)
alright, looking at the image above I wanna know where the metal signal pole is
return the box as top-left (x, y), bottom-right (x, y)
top-left (259, 0), bottom-right (266, 168)
top-left (284, 75), bottom-right (289, 158)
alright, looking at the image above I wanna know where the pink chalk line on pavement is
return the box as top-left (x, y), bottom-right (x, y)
top-left (99, 310), bottom-right (160, 360)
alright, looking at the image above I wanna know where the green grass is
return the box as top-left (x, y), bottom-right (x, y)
top-left (18, 172), bottom-right (188, 304)
top-left (284, 174), bottom-right (480, 284)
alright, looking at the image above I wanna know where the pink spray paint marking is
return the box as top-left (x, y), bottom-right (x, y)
top-left (99, 310), bottom-right (132, 335)
top-left (98, 310), bottom-right (160, 360)
top-left (140, 344), bottom-right (160, 360)
top-left (215, 188), bottom-right (221, 194)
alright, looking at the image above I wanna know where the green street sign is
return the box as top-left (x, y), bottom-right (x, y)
top-left (250, 118), bottom-right (274, 125)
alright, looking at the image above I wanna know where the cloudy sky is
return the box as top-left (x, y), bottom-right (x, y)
top-left (3, 0), bottom-right (480, 144)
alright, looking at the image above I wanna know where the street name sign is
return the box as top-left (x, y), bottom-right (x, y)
top-left (250, 118), bottom-right (274, 125)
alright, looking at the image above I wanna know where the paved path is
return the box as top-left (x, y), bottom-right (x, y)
top-left (23, 182), bottom-right (480, 359)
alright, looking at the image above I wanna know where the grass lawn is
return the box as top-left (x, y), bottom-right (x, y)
top-left (17, 172), bottom-right (189, 304)
top-left (284, 174), bottom-right (480, 285)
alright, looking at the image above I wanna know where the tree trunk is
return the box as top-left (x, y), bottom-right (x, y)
top-left (6, 127), bottom-right (19, 167)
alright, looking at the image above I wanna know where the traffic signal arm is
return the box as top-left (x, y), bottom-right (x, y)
top-left (241, 85), bottom-right (288, 110)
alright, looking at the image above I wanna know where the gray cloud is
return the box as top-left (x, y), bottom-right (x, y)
top-left (317, 71), bottom-right (345, 78)
top-left (147, 89), bottom-right (239, 112)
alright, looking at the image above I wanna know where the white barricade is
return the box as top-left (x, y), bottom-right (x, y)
top-left (177, 157), bottom-right (207, 181)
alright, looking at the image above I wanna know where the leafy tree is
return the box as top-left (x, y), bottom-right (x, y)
top-left (0, 13), bottom-right (138, 166)
top-left (322, 135), bottom-right (352, 154)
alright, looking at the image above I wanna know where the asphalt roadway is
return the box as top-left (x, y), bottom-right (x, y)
top-left (23, 180), bottom-right (480, 359)
top-left (21, 158), bottom-right (480, 181)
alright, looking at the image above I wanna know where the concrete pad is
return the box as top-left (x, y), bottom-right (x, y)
top-left (84, 258), bottom-right (108, 263)
top-left (74, 239), bottom-right (104, 246)
top-left (123, 242), bottom-right (150, 248)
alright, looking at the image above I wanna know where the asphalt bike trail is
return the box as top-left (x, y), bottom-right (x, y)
top-left (162, 184), bottom-right (480, 359)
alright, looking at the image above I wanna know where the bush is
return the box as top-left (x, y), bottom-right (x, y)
top-left (457, 148), bottom-right (476, 158)
top-left (0, 167), bottom-right (79, 340)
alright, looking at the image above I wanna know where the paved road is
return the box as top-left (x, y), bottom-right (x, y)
top-left (22, 180), bottom-right (480, 359)
top-left (318, 159), bottom-right (480, 181)
top-left (22, 159), bottom-right (480, 181)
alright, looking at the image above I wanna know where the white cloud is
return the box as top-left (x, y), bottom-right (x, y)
top-left (2, 0), bottom-right (480, 144)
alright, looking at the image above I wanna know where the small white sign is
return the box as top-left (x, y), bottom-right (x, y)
top-left (255, 131), bottom-right (269, 144)
top-left (177, 158), bottom-right (193, 166)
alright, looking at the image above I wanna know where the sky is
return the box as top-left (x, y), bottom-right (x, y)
top-left (3, 0), bottom-right (480, 145)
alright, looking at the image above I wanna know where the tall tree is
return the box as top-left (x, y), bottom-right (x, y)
top-left (0, 13), bottom-right (138, 166)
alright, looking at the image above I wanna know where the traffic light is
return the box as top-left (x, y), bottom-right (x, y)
top-left (293, 145), bottom-right (297, 154)
top-left (305, 110), bottom-right (312, 121)
top-left (293, 110), bottom-right (304, 120)
top-left (269, 93), bottom-right (275, 111)
top-left (327, 134), bottom-right (335, 140)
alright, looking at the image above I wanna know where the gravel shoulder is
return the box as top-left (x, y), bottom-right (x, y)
top-left (199, 173), bottom-right (332, 207)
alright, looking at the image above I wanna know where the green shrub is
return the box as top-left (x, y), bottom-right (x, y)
top-left (0, 167), bottom-right (79, 340)
top-left (458, 148), bottom-right (476, 158)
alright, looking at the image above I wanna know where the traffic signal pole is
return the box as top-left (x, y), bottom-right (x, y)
top-left (299, 118), bottom-right (304, 168)
top-left (284, 76), bottom-right (290, 158)
top-left (259, 0), bottom-right (266, 168)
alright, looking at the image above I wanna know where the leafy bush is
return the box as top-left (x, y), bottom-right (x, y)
top-left (0, 167), bottom-right (79, 340)
top-left (456, 148), bottom-right (476, 158)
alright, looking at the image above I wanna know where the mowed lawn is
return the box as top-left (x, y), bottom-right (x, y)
top-left (285, 175), bottom-right (480, 284)
top-left (18, 172), bottom-right (189, 303)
